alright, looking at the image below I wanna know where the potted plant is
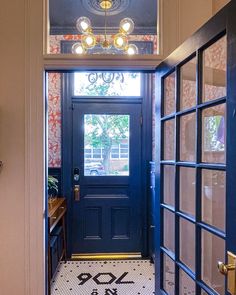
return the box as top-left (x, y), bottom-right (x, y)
top-left (48, 175), bottom-right (59, 204)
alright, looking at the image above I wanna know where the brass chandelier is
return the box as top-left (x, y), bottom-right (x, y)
top-left (72, 0), bottom-right (138, 55)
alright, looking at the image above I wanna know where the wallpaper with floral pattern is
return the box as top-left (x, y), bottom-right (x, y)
top-left (48, 34), bottom-right (157, 167)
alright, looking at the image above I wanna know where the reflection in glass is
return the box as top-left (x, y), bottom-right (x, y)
top-left (202, 230), bottom-right (225, 294)
top-left (163, 254), bottom-right (175, 295)
top-left (202, 169), bottom-right (225, 232)
top-left (203, 36), bottom-right (227, 102)
top-left (202, 104), bottom-right (226, 164)
top-left (84, 114), bottom-right (129, 176)
top-left (163, 209), bottom-right (175, 253)
top-left (163, 119), bottom-right (175, 160)
top-left (180, 112), bottom-right (196, 162)
top-left (163, 165), bottom-right (175, 207)
top-left (180, 218), bottom-right (195, 272)
top-left (74, 72), bottom-right (141, 97)
top-left (180, 57), bottom-right (197, 110)
top-left (180, 167), bottom-right (196, 217)
top-left (179, 270), bottom-right (195, 294)
top-left (164, 72), bottom-right (176, 116)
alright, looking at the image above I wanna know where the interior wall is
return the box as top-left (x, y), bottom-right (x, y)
top-left (213, 0), bottom-right (230, 13)
top-left (161, 0), bottom-right (229, 57)
top-left (0, 1), bottom-right (26, 294)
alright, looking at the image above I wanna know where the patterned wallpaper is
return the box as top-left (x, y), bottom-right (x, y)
top-left (48, 73), bottom-right (62, 167)
top-left (49, 34), bottom-right (158, 55)
top-left (48, 34), bottom-right (157, 167)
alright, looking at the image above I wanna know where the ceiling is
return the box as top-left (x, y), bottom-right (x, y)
top-left (49, 0), bottom-right (157, 35)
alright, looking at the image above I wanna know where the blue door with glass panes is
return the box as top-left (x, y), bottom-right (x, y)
top-left (71, 100), bottom-right (143, 255)
top-left (155, 1), bottom-right (236, 294)
top-left (62, 72), bottom-right (152, 257)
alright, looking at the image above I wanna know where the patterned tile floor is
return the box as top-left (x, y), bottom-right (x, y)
top-left (51, 260), bottom-right (155, 295)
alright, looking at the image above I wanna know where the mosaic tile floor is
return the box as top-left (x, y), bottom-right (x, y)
top-left (51, 260), bottom-right (155, 295)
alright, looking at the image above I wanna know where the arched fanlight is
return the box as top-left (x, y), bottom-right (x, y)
top-left (113, 33), bottom-right (128, 50)
top-left (126, 44), bottom-right (139, 55)
top-left (72, 42), bottom-right (87, 54)
top-left (120, 18), bottom-right (134, 35)
top-left (76, 17), bottom-right (92, 33)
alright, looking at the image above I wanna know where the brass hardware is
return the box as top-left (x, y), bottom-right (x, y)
top-left (74, 185), bottom-right (80, 201)
top-left (71, 252), bottom-right (141, 260)
top-left (218, 251), bottom-right (236, 294)
top-left (218, 261), bottom-right (235, 275)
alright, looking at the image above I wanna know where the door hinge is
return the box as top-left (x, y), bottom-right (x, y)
top-left (140, 115), bottom-right (143, 125)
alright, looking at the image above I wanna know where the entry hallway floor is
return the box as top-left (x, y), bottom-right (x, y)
top-left (51, 259), bottom-right (155, 295)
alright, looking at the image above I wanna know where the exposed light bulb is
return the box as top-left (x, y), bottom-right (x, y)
top-left (117, 37), bottom-right (124, 46)
top-left (82, 33), bottom-right (96, 49)
top-left (120, 18), bottom-right (134, 35)
top-left (72, 42), bottom-right (86, 54)
top-left (85, 36), bottom-right (94, 46)
top-left (123, 22), bottom-right (130, 32)
top-left (81, 21), bottom-right (89, 31)
top-left (76, 17), bottom-right (91, 33)
top-left (113, 33), bottom-right (128, 50)
top-left (126, 44), bottom-right (139, 55)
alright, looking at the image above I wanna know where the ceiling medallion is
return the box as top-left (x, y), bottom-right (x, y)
top-left (72, 4), bottom-right (138, 55)
top-left (82, 0), bottom-right (130, 16)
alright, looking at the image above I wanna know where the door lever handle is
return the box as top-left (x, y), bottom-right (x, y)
top-left (74, 185), bottom-right (80, 201)
top-left (218, 261), bottom-right (235, 275)
top-left (218, 252), bottom-right (236, 295)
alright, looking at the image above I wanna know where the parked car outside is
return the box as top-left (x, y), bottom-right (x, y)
top-left (84, 162), bottom-right (106, 176)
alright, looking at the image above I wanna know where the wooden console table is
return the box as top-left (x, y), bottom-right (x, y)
top-left (48, 198), bottom-right (67, 293)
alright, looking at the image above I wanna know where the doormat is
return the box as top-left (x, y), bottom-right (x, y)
top-left (51, 260), bottom-right (155, 295)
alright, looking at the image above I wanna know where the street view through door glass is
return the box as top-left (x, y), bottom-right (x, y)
top-left (84, 114), bottom-right (130, 176)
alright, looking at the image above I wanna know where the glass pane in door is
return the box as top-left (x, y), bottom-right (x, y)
top-left (163, 209), bottom-right (175, 253)
top-left (84, 114), bottom-right (130, 176)
top-left (163, 165), bottom-right (175, 207)
top-left (180, 218), bottom-right (195, 272)
top-left (201, 169), bottom-right (226, 231)
top-left (180, 112), bottom-right (196, 162)
top-left (179, 167), bottom-right (196, 217)
top-left (202, 104), bottom-right (226, 164)
top-left (201, 229), bottom-right (225, 294)
top-left (163, 254), bottom-right (175, 295)
top-left (164, 72), bottom-right (176, 116)
top-left (180, 57), bottom-right (197, 111)
top-left (203, 36), bottom-right (227, 102)
top-left (179, 270), bottom-right (195, 294)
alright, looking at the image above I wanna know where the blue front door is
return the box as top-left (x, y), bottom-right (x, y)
top-left (71, 102), bottom-right (143, 254)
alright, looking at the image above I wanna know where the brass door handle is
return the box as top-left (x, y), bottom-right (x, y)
top-left (218, 261), bottom-right (236, 275)
top-left (218, 252), bottom-right (236, 295)
top-left (74, 185), bottom-right (80, 201)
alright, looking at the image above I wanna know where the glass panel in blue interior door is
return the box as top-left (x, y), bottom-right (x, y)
top-left (84, 114), bottom-right (130, 176)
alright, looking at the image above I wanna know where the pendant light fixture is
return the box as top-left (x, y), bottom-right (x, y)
top-left (72, 0), bottom-right (138, 55)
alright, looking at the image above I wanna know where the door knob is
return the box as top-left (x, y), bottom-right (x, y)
top-left (218, 261), bottom-right (235, 275)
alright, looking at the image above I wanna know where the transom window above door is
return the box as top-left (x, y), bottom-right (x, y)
top-left (74, 72), bottom-right (141, 97)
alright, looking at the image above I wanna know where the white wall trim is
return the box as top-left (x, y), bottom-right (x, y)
top-left (25, 0), bottom-right (45, 294)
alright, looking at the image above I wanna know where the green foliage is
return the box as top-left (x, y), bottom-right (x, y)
top-left (85, 115), bottom-right (129, 149)
top-left (48, 175), bottom-right (58, 195)
top-left (85, 114), bottom-right (129, 173)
